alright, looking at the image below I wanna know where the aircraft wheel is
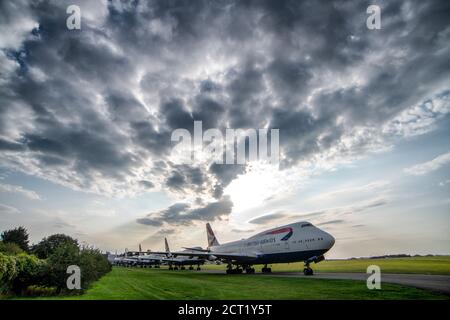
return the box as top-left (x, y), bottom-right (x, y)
top-left (303, 267), bottom-right (313, 276)
top-left (181, 266), bottom-right (186, 270)
top-left (169, 266), bottom-right (173, 270)
top-left (174, 267), bottom-right (179, 270)
top-left (197, 267), bottom-right (201, 271)
top-left (189, 266), bottom-right (194, 270)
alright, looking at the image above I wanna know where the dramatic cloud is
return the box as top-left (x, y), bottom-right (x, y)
top-left (137, 196), bottom-right (233, 227)
top-left (404, 152), bottom-right (450, 176)
top-left (0, 0), bottom-right (449, 229)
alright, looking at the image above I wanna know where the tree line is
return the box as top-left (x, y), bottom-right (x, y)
top-left (0, 226), bottom-right (111, 297)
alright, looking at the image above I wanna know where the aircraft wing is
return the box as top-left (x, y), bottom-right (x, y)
top-left (182, 247), bottom-right (210, 252)
top-left (165, 251), bottom-right (260, 262)
top-left (146, 251), bottom-right (170, 256)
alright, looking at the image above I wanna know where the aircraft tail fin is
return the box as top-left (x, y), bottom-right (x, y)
top-left (164, 238), bottom-right (173, 258)
top-left (164, 237), bottom-right (170, 254)
top-left (206, 223), bottom-right (220, 248)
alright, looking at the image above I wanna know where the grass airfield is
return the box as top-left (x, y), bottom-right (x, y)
top-left (23, 256), bottom-right (450, 300)
top-left (35, 267), bottom-right (445, 300)
top-left (204, 255), bottom-right (450, 275)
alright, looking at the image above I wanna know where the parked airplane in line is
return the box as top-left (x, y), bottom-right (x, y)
top-left (177, 221), bottom-right (335, 275)
top-left (162, 238), bottom-right (206, 271)
top-left (112, 247), bottom-right (165, 267)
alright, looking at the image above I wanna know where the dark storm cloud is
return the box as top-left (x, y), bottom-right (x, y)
top-left (209, 163), bottom-right (246, 199)
top-left (0, 139), bottom-right (25, 151)
top-left (135, 218), bottom-right (163, 227)
top-left (130, 121), bottom-right (172, 156)
top-left (192, 97), bottom-right (226, 130)
top-left (155, 228), bottom-right (176, 236)
top-left (137, 196), bottom-right (233, 226)
top-left (139, 180), bottom-right (155, 189)
top-left (164, 164), bottom-right (211, 196)
top-left (209, 163), bottom-right (246, 187)
top-left (0, 0), bottom-right (449, 224)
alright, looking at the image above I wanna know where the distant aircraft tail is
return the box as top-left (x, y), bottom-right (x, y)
top-left (206, 223), bottom-right (220, 248)
top-left (164, 238), bottom-right (171, 257)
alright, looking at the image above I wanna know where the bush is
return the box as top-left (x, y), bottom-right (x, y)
top-left (12, 253), bottom-right (46, 293)
top-left (0, 242), bottom-right (24, 255)
top-left (29, 243), bottom-right (112, 294)
top-left (22, 285), bottom-right (57, 297)
top-left (32, 234), bottom-right (79, 259)
top-left (1, 233), bottom-right (112, 296)
top-left (0, 253), bottom-right (18, 293)
top-left (78, 248), bottom-right (112, 290)
top-left (0, 227), bottom-right (29, 252)
top-left (42, 243), bottom-right (81, 293)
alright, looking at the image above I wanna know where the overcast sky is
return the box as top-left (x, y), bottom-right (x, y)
top-left (0, 0), bottom-right (449, 258)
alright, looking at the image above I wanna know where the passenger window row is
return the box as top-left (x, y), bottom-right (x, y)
top-left (291, 237), bottom-right (324, 243)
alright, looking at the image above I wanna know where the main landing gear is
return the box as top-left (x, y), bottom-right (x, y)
top-left (245, 267), bottom-right (255, 274)
top-left (261, 264), bottom-right (272, 273)
top-left (303, 262), bottom-right (313, 276)
top-left (226, 264), bottom-right (243, 274)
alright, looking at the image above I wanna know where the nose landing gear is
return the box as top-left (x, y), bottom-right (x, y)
top-left (303, 262), bottom-right (313, 275)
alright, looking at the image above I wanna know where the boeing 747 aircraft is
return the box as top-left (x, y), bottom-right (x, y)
top-left (113, 248), bottom-right (165, 267)
top-left (179, 221), bottom-right (335, 275)
top-left (162, 238), bottom-right (206, 271)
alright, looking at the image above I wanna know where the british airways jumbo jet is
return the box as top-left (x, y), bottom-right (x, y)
top-left (179, 221), bottom-right (335, 275)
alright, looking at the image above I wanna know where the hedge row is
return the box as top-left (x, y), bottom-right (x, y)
top-left (0, 246), bottom-right (111, 296)
top-left (0, 252), bottom-right (45, 294)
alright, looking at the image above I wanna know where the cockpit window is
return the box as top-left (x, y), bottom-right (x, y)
top-left (301, 223), bottom-right (313, 228)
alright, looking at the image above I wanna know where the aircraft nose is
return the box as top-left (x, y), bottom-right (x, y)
top-left (328, 234), bottom-right (335, 248)
top-left (323, 232), bottom-right (335, 249)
